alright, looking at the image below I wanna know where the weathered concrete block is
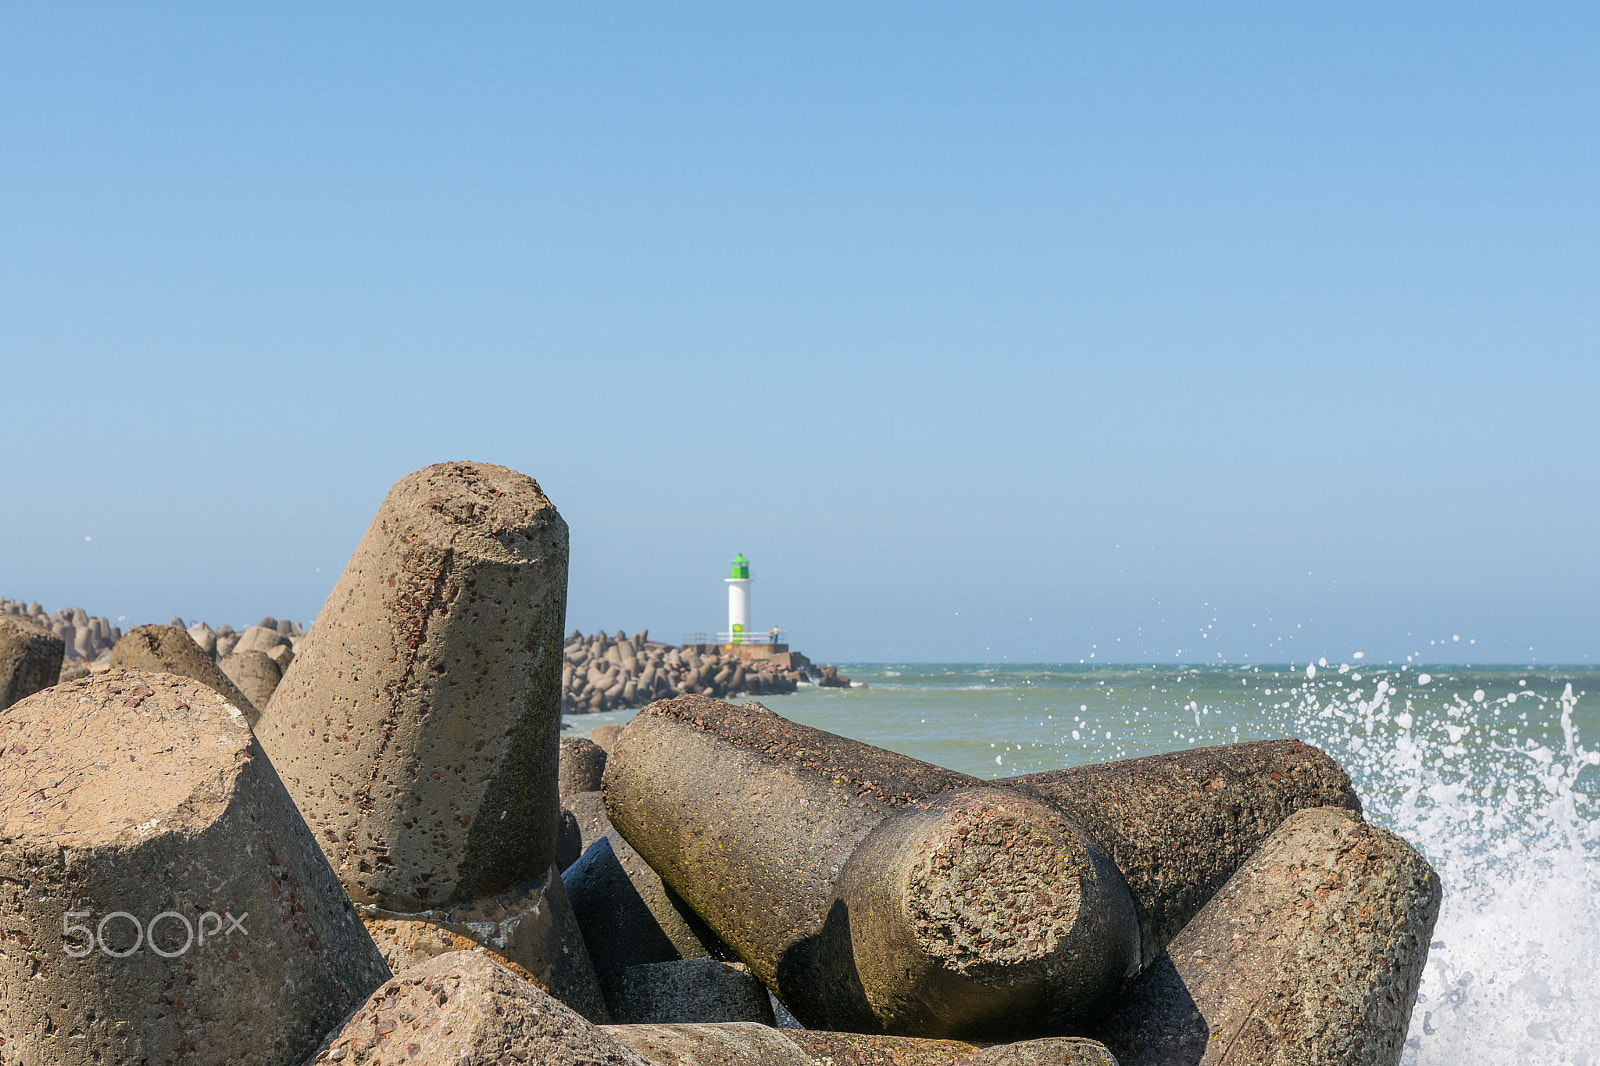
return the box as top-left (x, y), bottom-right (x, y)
top-left (603, 1023), bottom-right (1119, 1066)
top-left (603, 697), bottom-right (1139, 1038)
top-left (564, 829), bottom-right (728, 976)
top-left (560, 735), bottom-right (608, 796)
top-left (235, 623), bottom-right (288, 657)
top-left (257, 461), bottom-right (570, 910)
top-left (564, 788), bottom-right (613, 853)
top-left (0, 671), bottom-right (391, 1066)
top-left (107, 622), bottom-right (259, 723)
top-left (305, 952), bottom-right (652, 1066)
top-left (1093, 805), bottom-right (1440, 1066)
top-left (606, 1022), bottom-right (972, 1066)
top-left (357, 864), bottom-right (608, 1022)
top-left (0, 614), bottom-right (64, 710)
top-left (591, 722), bottom-right (626, 752)
top-left (951, 1037), bottom-right (1119, 1065)
top-left (998, 738), bottom-right (1362, 969)
top-left (221, 648), bottom-right (284, 712)
top-left (55, 660), bottom-right (90, 683)
top-left (604, 958), bottom-right (776, 1025)
top-left (187, 620), bottom-right (218, 658)
top-left (267, 642), bottom-right (295, 674)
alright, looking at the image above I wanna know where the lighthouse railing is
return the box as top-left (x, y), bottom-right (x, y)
top-left (680, 630), bottom-right (786, 647)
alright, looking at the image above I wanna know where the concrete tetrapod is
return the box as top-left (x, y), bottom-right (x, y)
top-left (1092, 805), bottom-right (1440, 1066)
top-left (560, 735), bottom-right (608, 796)
top-left (605, 1023), bottom-right (1118, 1066)
top-left (220, 648), bottom-right (284, 713)
top-left (563, 788), bottom-right (613, 853)
top-left (0, 614), bottom-right (64, 710)
top-left (997, 738), bottom-right (1361, 968)
top-left (602, 958), bottom-right (776, 1025)
top-left (602, 696), bottom-right (1140, 1038)
top-left (0, 671), bottom-right (391, 1066)
top-left (305, 952), bottom-right (653, 1066)
top-left (257, 461), bottom-right (569, 910)
top-left (108, 622), bottom-right (259, 723)
top-left (563, 828), bottom-right (729, 976)
top-left (357, 864), bottom-right (609, 1021)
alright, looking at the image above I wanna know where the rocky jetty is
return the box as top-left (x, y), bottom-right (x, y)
top-left (0, 461), bottom-right (1440, 1066)
top-left (0, 598), bottom-right (311, 696)
top-left (561, 628), bottom-right (853, 713)
top-left (0, 598), bottom-right (121, 666)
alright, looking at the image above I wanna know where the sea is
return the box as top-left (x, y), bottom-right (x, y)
top-left (566, 661), bottom-right (1600, 1065)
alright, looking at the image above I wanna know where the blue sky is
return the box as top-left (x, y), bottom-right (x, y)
top-left (2, 4), bottom-right (1595, 663)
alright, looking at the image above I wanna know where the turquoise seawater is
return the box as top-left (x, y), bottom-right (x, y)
top-left (566, 663), bottom-right (1600, 1065)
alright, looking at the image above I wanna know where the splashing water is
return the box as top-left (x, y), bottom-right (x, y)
top-left (1279, 673), bottom-right (1600, 1064)
top-left (570, 663), bottom-right (1600, 1061)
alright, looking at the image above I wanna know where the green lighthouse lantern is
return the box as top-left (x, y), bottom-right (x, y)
top-left (730, 554), bottom-right (750, 579)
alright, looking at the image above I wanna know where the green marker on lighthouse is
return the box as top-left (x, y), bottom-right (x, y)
top-left (727, 553), bottom-right (751, 643)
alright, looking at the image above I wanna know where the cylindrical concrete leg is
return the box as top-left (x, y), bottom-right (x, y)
top-left (0, 614), bottom-right (64, 710)
top-left (602, 696), bottom-right (1139, 1037)
top-left (219, 648), bottom-right (283, 713)
top-left (563, 829), bottom-right (729, 975)
top-left (950, 1037), bottom-right (1119, 1065)
top-left (306, 952), bottom-right (653, 1066)
top-left (108, 622), bottom-right (259, 722)
top-left (257, 461), bottom-right (570, 910)
top-left (358, 864), bottom-right (609, 1022)
top-left (1092, 805), bottom-right (1440, 1066)
top-left (604, 1023), bottom-right (1120, 1066)
top-left (606, 1022), bottom-right (971, 1066)
top-left (602, 958), bottom-right (776, 1025)
top-left (818, 789), bottom-right (1138, 1038)
top-left (561, 736), bottom-right (608, 796)
top-left (998, 738), bottom-right (1361, 967)
top-left (0, 671), bottom-right (392, 1066)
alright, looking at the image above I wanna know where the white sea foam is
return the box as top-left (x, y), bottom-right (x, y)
top-left (1285, 678), bottom-right (1600, 1064)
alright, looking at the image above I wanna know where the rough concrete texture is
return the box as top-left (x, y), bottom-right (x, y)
top-left (564, 788), bottom-right (614, 853)
top-left (950, 1038), bottom-right (1119, 1065)
top-left (267, 642), bottom-right (296, 674)
top-left (607, 1021), bottom-right (820, 1066)
top-left (999, 738), bottom-right (1361, 968)
top-left (305, 951), bottom-right (654, 1066)
top-left (221, 647), bottom-right (284, 711)
top-left (187, 620), bottom-right (219, 658)
top-left (564, 830), bottom-right (729, 975)
top-left (603, 1024), bottom-right (1114, 1066)
top-left (108, 622), bottom-right (259, 723)
top-left (0, 670), bottom-right (391, 1066)
top-left (560, 735), bottom-right (608, 796)
top-left (557, 788), bottom-right (612, 871)
top-left (257, 461), bottom-right (570, 910)
top-left (603, 958), bottom-right (777, 1025)
top-left (0, 614), bottom-right (64, 710)
top-left (1093, 806), bottom-right (1440, 1066)
top-left (605, 1022), bottom-right (981, 1066)
top-left (362, 909), bottom-right (483, 968)
top-left (603, 696), bottom-right (1139, 1038)
top-left (357, 864), bottom-right (608, 1022)
top-left (591, 722), bottom-right (625, 752)
top-left (235, 623), bottom-right (289, 657)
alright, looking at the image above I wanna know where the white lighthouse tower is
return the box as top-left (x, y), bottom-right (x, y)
top-left (725, 553), bottom-right (751, 644)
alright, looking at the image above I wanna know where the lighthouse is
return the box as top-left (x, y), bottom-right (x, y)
top-left (726, 553), bottom-right (751, 644)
